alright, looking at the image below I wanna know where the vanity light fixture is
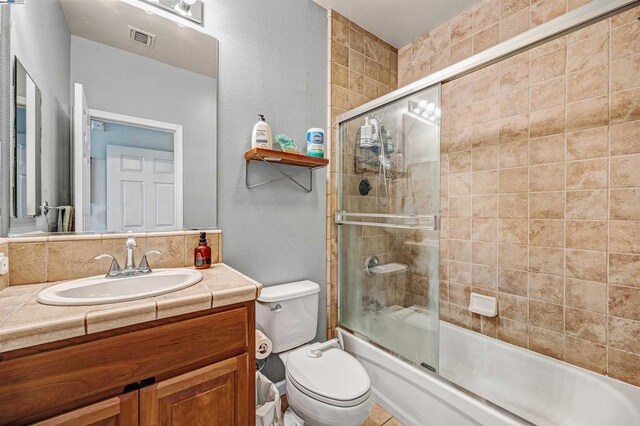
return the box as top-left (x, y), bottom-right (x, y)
top-left (139, 0), bottom-right (203, 25)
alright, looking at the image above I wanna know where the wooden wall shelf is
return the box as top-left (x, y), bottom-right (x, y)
top-left (244, 148), bottom-right (329, 192)
top-left (244, 148), bottom-right (329, 168)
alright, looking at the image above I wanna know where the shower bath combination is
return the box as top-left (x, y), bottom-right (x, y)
top-left (335, 1), bottom-right (640, 424)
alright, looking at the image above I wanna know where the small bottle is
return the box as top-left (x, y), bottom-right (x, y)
top-left (359, 117), bottom-right (372, 147)
top-left (194, 232), bottom-right (212, 269)
top-left (251, 114), bottom-right (273, 149)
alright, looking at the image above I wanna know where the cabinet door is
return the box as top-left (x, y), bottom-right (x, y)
top-left (140, 354), bottom-right (250, 426)
top-left (34, 392), bottom-right (138, 426)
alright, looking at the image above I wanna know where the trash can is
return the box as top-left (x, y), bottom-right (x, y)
top-left (256, 371), bottom-right (283, 426)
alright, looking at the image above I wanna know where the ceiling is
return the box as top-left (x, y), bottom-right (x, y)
top-left (60, 0), bottom-right (218, 78)
top-left (313, 0), bottom-right (478, 48)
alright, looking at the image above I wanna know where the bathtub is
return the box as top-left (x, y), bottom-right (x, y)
top-left (338, 322), bottom-right (640, 426)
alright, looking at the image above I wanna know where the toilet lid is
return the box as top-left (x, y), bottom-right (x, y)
top-left (286, 346), bottom-right (371, 405)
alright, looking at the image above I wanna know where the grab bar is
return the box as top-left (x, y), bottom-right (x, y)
top-left (335, 211), bottom-right (438, 231)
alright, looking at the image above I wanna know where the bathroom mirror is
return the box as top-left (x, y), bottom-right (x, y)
top-left (12, 59), bottom-right (42, 221)
top-left (3, 0), bottom-right (218, 235)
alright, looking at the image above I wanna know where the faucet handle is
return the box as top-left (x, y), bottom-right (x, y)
top-left (94, 254), bottom-right (122, 278)
top-left (139, 250), bottom-right (162, 273)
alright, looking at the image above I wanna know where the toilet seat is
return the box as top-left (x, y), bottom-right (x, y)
top-left (285, 346), bottom-right (371, 408)
top-left (286, 370), bottom-right (371, 408)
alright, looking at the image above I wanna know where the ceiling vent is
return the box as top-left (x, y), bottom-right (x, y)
top-left (128, 26), bottom-right (156, 48)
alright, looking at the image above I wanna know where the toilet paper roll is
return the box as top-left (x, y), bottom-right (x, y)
top-left (256, 330), bottom-right (272, 360)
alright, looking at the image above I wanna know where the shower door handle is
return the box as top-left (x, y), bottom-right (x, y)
top-left (335, 211), bottom-right (438, 231)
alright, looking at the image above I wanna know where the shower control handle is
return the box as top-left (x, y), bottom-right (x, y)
top-left (271, 304), bottom-right (282, 312)
top-left (365, 256), bottom-right (380, 276)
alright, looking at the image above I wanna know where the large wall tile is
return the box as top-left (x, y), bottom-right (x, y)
top-left (47, 239), bottom-right (102, 282)
top-left (566, 158), bottom-right (608, 190)
top-left (608, 348), bottom-right (640, 387)
top-left (609, 285), bottom-right (640, 321)
top-left (566, 190), bottom-right (607, 219)
top-left (529, 273), bottom-right (564, 304)
top-left (8, 242), bottom-right (47, 285)
top-left (566, 220), bottom-right (607, 251)
top-left (609, 253), bottom-right (640, 287)
top-left (565, 336), bottom-right (606, 374)
top-left (565, 307), bottom-right (606, 344)
top-left (566, 126), bottom-right (608, 160)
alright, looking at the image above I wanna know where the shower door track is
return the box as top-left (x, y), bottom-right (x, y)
top-left (337, 0), bottom-right (640, 125)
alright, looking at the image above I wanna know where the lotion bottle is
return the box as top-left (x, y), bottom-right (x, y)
top-left (251, 114), bottom-right (273, 149)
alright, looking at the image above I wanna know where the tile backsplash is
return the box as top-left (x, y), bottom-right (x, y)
top-left (2, 230), bottom-right (221, 286)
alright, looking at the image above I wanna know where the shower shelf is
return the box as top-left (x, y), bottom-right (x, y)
top-left (244, 148), bottom-right (329, 192)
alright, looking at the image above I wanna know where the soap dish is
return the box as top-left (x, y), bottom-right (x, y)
top-left (468, 292), bottom-right (498, 317)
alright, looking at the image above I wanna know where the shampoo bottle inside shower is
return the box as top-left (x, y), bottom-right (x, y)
top-left (360, 117), bottom-right (372, 147)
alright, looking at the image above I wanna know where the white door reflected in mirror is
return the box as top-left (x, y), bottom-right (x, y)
top-left (73, 85), bottom-right (184, 233)
top-left (106, 146), bottom-right (178, 232)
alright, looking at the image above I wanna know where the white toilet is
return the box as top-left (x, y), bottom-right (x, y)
top-left (256, 280), bottom-right (373, 426)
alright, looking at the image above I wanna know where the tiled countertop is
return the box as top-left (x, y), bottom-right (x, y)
top-left (0, 263), bottom-right (262, 354)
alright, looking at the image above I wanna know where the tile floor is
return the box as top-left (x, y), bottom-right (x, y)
top-left (363, 403), bottom-right (404, 426)
top-left (281, 395), bottom-right (404, 425)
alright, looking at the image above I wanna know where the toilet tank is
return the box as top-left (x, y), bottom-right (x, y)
top-left (256, 280), bottom-right (320, 353)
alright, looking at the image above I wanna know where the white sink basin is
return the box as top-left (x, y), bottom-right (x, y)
top-left (37, 268), bottom-right (203, 306)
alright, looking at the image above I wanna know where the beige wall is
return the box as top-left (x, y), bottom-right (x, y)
top-left (398, 1), bottom-right (640, 386)
top-left (4, 231), bottom-right (222, 286)
top-left (329, 0), bottom-right (640, 388)
top-left (326, 10), bottom-right (398, 338)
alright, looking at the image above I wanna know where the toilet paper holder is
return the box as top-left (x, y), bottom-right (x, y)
top-left (255, 330), bottom-right (273, 361)
top-left (257, 342), bottom-right (270, 356)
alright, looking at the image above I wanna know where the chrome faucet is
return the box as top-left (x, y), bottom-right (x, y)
top-left (125, 234), bottom-right (137, 271)
top-left (94, 233), bottom-right (162, 278)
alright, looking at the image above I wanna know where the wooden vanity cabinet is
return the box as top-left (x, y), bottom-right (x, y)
top-left (33, 392), bottom-right (139, 426)
top-left (140, 354), bottom-right (250, 425)
top-left (0, 301), bottom-right (255, 425)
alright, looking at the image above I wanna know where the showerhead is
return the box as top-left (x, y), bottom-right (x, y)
top-left (379, 156), bottom-right (392, 170)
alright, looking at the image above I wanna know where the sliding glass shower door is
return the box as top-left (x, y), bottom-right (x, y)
top-left (337, 84), bottom-right (441, 372)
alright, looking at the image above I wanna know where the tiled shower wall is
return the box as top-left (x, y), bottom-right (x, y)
top-left (326, 11), bottom-right (398, 338)
top-left (398, 0), bottom-right (595, 86)
top-left (398, 2), bottom-right (640, 386)
top-left (329, 0), bottom-right (640, 387)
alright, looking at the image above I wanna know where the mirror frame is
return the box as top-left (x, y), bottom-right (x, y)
top-left (12, 56), bottom-right (42, 221)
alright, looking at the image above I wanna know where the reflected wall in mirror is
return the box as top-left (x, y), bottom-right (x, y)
top-left (5, 0), bottom-right (218, 236)
top-left (13, 59), bottom-right (42, 220)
